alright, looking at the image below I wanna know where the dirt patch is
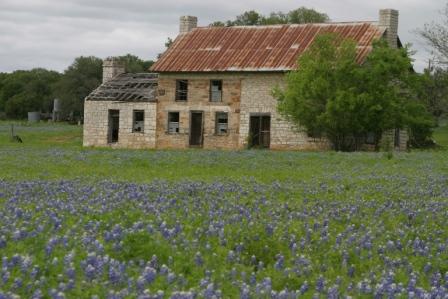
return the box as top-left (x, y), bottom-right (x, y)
top-left (45, 134), bottom-right (81, 143)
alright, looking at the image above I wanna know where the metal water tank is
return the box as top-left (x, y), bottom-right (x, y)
top-left (53, 99), bottom-right (61, 121)
top-left (53, 98), bottom-right (61, 112)
top-left (28, 112), bottom-right (40, 122)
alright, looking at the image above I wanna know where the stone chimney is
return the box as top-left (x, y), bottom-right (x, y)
top-left (379, 9), bottom-right (399, 48)
top-left (179, 16), bottom-right (198, 34)
top-left (102, 57), bottom-right (125, 83)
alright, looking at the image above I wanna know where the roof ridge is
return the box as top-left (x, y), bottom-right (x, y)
top-left (197, 21), bottom-right (378, 30)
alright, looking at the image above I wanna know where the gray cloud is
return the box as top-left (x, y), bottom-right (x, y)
top-left (0, 0), bottom-right (444, 73)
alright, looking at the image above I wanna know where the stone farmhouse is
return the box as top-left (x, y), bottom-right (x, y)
top-left (83, 9), bottom-right (408, 150)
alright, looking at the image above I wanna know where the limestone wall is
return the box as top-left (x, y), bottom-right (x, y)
top-left (239, 73), bottom-right (329, 150)
top-left (156, 72), bottom-right (329, 150)
top-left (156, 74), bottom-right (241, 149)
top-left (83, 100), bottom-right (157, 149)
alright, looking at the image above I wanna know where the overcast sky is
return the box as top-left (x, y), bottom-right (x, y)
top-left (0, 0), bottom-right (444, 73)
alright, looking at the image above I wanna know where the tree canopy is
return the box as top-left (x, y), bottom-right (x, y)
top-left (210, 7), bottom-right (329, 27)
top-left (117, 54), bottom-right (154, 73)
top-left (53, 56), bottom-right (103, 119)
top-left (0, 54), bottom-right (152, 120)
top-left (53, 54), bottom-right (153, 119)
top-left (0, 69), bottom-right (61, 119)
top-left (276, 33), bottom-right (433, 151)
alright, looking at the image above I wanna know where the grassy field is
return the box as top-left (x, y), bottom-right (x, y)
top-left (434, 119), bottom-right (448, 148)
top-left (0, 121), bottom-right (447, 298)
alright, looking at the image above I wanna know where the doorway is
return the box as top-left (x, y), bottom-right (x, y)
top-left (249, 114), bottom-right (271, 148)
top-left (108, 110), bottom-right (120, 143)
top-left (394, 128), bottom-right (400, 148)
top-left (189, 111), bottom-right (203, 147)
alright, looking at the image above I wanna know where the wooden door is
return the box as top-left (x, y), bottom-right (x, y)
top-left (189, 111), bottom-right (203, 147)
top-left (108, 110), bottom-right (119, 143)
top-left (249, 114), bottom-right (270, 148)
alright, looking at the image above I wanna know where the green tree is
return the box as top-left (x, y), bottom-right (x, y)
top-left (415, 68), bottom-right (448, 120)
top-left (262, 12), bottom-right (288, 25)
top-left (209, 21), bottom-right (226, 27)
top-left (211, 7), bottom-right (329, 27)
top-left (234, 10), bottom-right (263, 26)
top-left (285, 7), bottom-right (329, 24)
top-left (0, 69), bottom-right (61, 119)
top-left (0, 73), bottom-right (8, 112)
top-left (117, 54), bottom-right (154, 73)
top-left (157, 38), bottom-right (174, 59)
top-left (276, 33), bottom-right (430, 151)
top-left (53, 56), bottom-right (103, 119)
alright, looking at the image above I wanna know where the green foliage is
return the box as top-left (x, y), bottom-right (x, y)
top-left (0, 69), bottom-right (61, 119)
top-left (286, 7), bottom-right (329, 24)
top-left (414, 68), bottom-right (448, 120)
top-left (0, 54), bottom-right (152, 120)
top-left (433, 119), bottom-right (448, 147)
top-left (277, 33), bottom-right (432, 151)
top-left (211, 7), bottom-right (329, 26)
top-left (234, 10), bottom-right (263, 25)
top-left (53, 54), bottom-right (153, 119)
top-left (53, 56), bottom-right (103, 119)
top-left (404, 101), bottom-right (436, 147)
top-left (157, 38), bottom-right (174, 59)
top-left (0, 73), bottom-right (7, 111)
top-left (117, 54), bottom-right (154, 73)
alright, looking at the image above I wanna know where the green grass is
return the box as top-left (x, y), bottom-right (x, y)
top-left (1, 121), bottom-right (448, 183)
top-left (434, 119), bottom-right (448, 147)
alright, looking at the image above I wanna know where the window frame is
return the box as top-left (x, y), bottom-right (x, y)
top-left (209, 80), bottom-right (223, 102)
top-left (167, 111), bottom-right (180, 134)
top-left (175, 80), bottom-right (188, 101)
top-left (215, 112), bottom-right (229, 135)
top-left (132, 110), bottom-right (145, 133)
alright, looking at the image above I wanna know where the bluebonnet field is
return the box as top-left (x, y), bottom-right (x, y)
top-left (0, 122), bottom-right (448, 298)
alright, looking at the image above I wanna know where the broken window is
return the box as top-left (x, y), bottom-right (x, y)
top-left (366, 132), bottom-right (376, 144)
top-left (175, 80), bottom-right (188, 101)
top-left (210, 80), bottom-right (222, 102)
top-left (132, 110), bottom-right (144, 133)
top-left (168, 112), bottom-right (180, 133)
top-left (215, 112), bottom-right (228, 135)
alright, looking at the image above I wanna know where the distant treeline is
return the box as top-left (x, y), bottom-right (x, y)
top-left (209, 7), bottom-right (329, 26)
top-left (0, 55), bottom-right (153, 120)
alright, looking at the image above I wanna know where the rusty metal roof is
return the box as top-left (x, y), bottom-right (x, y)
top-left (86, 73), bottom-right (158, 102)
top-left (151, 22), bottom-right (385, 73)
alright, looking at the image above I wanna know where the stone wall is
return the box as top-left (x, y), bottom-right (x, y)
top-left (179, 16), bottom-right (198, 34)
top-left (156, 72), bottom-right (329, 150)
top-left (239, 73), bottom-right (329, 150)
top-left (381, 129), bottom-right (409, 151)
top-left (156, 74), bottom-right (241, 149)
top-left (83, 100), bottom-right (157, 149)
top-left (379, 9), bottom-right (399, 48)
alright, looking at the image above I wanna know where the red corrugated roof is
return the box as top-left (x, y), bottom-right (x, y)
top-left (151, 22), bottom-right (385, 73)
